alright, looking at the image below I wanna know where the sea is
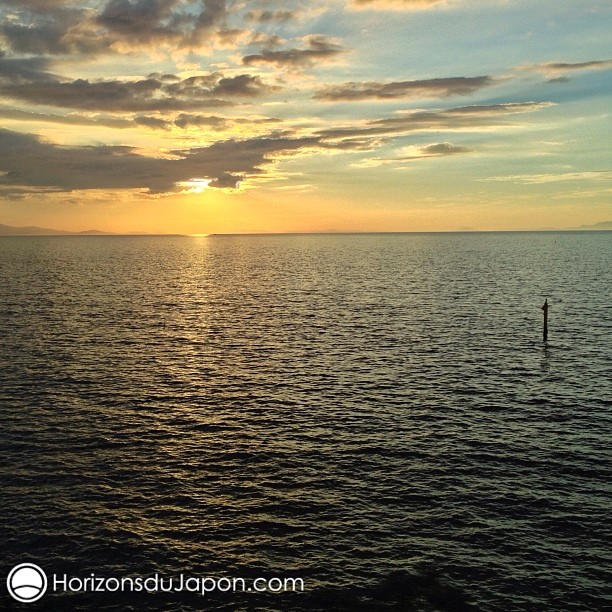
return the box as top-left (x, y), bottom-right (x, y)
top-left (0, 232), bottom-right (610, 611)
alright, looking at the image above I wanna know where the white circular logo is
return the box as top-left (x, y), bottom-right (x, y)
top-left (7, 563), bottom-right (48, 603)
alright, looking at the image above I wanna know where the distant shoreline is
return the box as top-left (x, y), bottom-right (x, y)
top-left (1, 229), bottom-right (611, 237)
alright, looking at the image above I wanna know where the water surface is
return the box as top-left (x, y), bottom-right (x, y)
top-left (1, 232), bottom-right (610, 610)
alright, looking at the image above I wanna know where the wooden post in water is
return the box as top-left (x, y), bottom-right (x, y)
top-left (541, 299), bottom-right (549, 342)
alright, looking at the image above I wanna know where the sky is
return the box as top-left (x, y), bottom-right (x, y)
top-left (0, 0), bottom-right (610, 234)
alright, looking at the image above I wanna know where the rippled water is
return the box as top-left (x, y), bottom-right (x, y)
top-left (1, 232), bottom-right (611, 611)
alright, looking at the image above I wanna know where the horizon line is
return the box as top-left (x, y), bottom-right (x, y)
top-left (2, 229), bottom-right (612, 237)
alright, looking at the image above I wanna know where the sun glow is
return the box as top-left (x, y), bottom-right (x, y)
top-left (176, 178), bottom-right (212, 194)
top-left (0, 1), bottom-right (609, 233)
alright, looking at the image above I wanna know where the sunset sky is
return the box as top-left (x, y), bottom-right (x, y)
top-left (0, 0), bottom-right (610, 234)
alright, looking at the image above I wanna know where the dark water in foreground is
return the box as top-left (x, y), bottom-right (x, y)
top-left (1, 232), bottom-right (611, 611)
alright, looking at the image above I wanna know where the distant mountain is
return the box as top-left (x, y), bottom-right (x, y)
top-left (573, 220), bottom-right (612, 230)
top-left (0, 223), bottom-right (70, 235)
top-left (0, 223), bottom-right (112, 236)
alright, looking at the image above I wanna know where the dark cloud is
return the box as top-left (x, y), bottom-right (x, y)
top-left (146, 72), bottom-right (181, 82)
top-left (212, 74), bottom-right (278, 97)
top-left (134, 115), bottom-right (170, 129)
top-left (418, 142), bottom-right (471, 155)
top-left (171, 113), bottom-right (282, 130)
top-left (169, 112), bottom-right (283, 130)
top-left (358, 141), bottom-right (473, 166)
top-left (317, 102), bottom-right (552, 141)
top-left (1, 21), bottom-right (108, 56)
top-left (439, 103), bottom-right (549, 115)
top-left (0, 128), bottom-right (322, 193)
top-left (244, 9), bottom-right (296, 23)
top-left (319, 137), bottom-right (383, 151)
top-left (0, 0), bottom-right (75, 10)
top-left (248, 32), bottom-right (285, 50)
top-left (317, 104), bottom-right (552, 159)
top-left (208, 172), bottom-right (243, 188)
top-left (194, 0), bottom-right (226, 30)
top-left (0, 0), bottom-right (232, 56)
top-left (182, 0), bottom-right (228, 47)
top-left (315, 76), bottom-right (494, 101)
top-left (352, 0), bottom-right (443, 8)
top-left (173, 113), bottom-right (229, 129)
top-left (3, 23), bottom-right (72, 55)
top-left (0, 104), bottom-right (552, 196)
top-left (216, 27), bottom-right (247, 46)
top-left (523, 58), bottom-right (612, 81)
top-left (243, 36), bottom-right (344, 68)
top-left (0, 1), bottom-right (110, 56)
top-left (0, 77), bottom-right (173, 112)
top-left (95, 0), bottom-right (229, 47)
top-left (0, 69), bottom-right (276, 112)
top-left (234, 116), bottom-right (283, 125)
top-left (0, 106), bottom-right (282, 132)
top-left (0, 107), bottom-right (134, 128)
top-left (0, 52), bottom-right (54, 83)
top-left (95, 0), bottom-right (183, 44)
top-left (542, 59), bottom-right (612, 72)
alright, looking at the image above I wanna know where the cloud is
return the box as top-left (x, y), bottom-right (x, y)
top-left (95, 0), bottom-right (183, 44)
top-left (353, 141), bottom-right (472, 167)
top-left (243, 35), bottom-right (345, 68)
top-left (94, 0), bottom-right (231, 49)
top-left (212, 74), bottom-right (277, 97)
top-left (0, 2), bottom-right (111, 56)
top-left (351, 0), bottom-right (446, 10)
top-left (0, 128), bottom-right (322, 194)
top-left (1, 23), bottom-right (91, 56)
top-left (521, 58), bottom-right (612, 81)
top-left (0, 0), bottom-right (74, 9)
top-left (317, 102), bottom-right (553, 141)
top-left (193, 0), bottom-right (227, 31)
top-left (0, 103), bottom-right (554, 196)
top-left (0, 1), bottom-right (330, 60)
top-left (244, 9), bottom-right (297, 23)
top-left (0, 107), bottom-right (134, 128)
top-left (482, 171), bottom-right (612, 184)
top-left (248, 32), bottom-right (286, 50)
top-left (0, 52), bottom-right (54, 83)
top-left (0, 67), bottom-right (277, 112)
top-left (134, 115), bottom-right (170, 130)
top-left (173, 113), bottom-right (282, 130)
top-left (315, 76), bottom-right (495, 101)
top-left (0, 0), bottom-right (232, 55)
top-left (0, 76), bottom-right (218, 112)
top-left (173, 113), bottom-right (229, 130)
top-left (0, 105), bottom-right (283, 133)
top-left (538, 59), bottom-right (612, 73)
top-left (415, 142), bottom-right (472, 156)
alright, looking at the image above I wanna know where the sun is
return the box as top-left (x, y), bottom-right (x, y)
top-left (176, 178), bottom-right (211, 194)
